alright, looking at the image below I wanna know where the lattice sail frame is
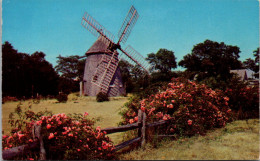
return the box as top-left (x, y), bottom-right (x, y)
top-left (117, 6), bottom-right (139, 44)
top-left (81, 12), bottom-right (115, 45)
top-left (119, 45), bottom-right (151, 76)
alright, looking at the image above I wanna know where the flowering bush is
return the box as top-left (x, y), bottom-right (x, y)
top-left (225, 84), bottom-right (259, 119)
top-left (121, 78), bottom-right (233, 137)
top-left (3, 112), bottom-right (115, 160)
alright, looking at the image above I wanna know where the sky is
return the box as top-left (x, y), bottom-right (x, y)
top-left (2, 0), bottom-right (259, 70)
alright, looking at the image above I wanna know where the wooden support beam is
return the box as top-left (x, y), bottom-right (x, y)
top-left (113, 137), bottom-right (141, 152)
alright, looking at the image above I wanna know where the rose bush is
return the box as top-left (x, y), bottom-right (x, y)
top-left (225, 84), bottom-right (259, 119)
top-left (121, 78), bottom-right (233, 137)
top-left (3, 112), bottom-right (114, 160)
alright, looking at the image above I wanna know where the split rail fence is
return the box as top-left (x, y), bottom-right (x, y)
top-left (2, 110), bottom-right (172, 160)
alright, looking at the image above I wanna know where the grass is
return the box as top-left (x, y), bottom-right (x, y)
top-left (2, 93), bottom-right (129, 144)
top-left (118, 119), bottom-right (260, 160)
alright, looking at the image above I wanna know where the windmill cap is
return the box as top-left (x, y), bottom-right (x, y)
top-left (85, 37), bottom-right (112, 56)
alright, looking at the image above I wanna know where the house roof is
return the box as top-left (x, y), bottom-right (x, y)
top-left (230, 69), bottom-right (256, 80)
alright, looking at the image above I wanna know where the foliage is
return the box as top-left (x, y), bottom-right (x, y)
top-left (55, 55), bottom-right (85, 94)
top-left (55, 55), bottom-right (85, 81)
top-left (118, 60), bottom-right (135, 93)
top-left (224, 76), bottom-right (259, 119)
top-left (243, 48), bottom-right (259, 78)
top-left (118, 60), bottom-right (151, 93)
top-left (2, 41), bottom-right (59, 98)
top-left (3, 106), bottom-right (115, 160)
top-left (243, 58), bottom-right (256, 72)
top-left (179, 39), bottom-right (243, 81)
top-left (57, 77), bottom-right (79, 94)
top-left (199, 75), bottom-right (230, 91)
top-left (56, 93), bottom-right (68, 103)
top-left (149, 71), bottom-right (178, 84)
top-left (121, 78), bottom-right (233, 137)
top-left (96, 92), bottom-right (109, 102)
top-left (146, 48), bottom-right (177, 74)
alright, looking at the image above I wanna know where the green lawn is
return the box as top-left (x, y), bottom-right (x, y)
top-left (118, 119), bottom-right (260, 160)
top-left (2, 95), bottom-right (259, 160)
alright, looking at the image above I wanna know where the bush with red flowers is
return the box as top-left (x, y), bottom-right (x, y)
top-left (224, 81), bottom-right (259, 119)
top-left (3, 111), bottom-right (114, 160)
top-left (121, 78), bottom-right (233, 137)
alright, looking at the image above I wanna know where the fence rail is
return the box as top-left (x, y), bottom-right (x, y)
top-left (101, 122), bottom-right (140, 134)
top-left (2, 109), bottom-right (171, 160)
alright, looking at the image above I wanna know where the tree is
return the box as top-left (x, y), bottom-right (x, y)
top-left (55, 55), bottom-right (86, 94)
top-left (242, 48), bottom-right (259, 78)
top-left (55, 55), bottom-right (85, 80)
top-left (253, 48), bottom-right (259, 76)
top-left (179, 39), bottom-right (243, 81)
top-left (2, 41), bottom-right (28, 97)
top-left (29, 52), bottom-right (59, 97)
top-left (243, 58), bottom-right (256, 71)
top-left (146, 49), bottom-right (177, 83)
top-left (146, 49), bottom-right (177, 74)
top-left (118, 60), bottom-right (134, 93)
top-left (2, 42), bottom-right (59, 98)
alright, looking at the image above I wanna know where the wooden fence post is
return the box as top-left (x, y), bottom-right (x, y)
top-left (137, 109), bottom-right (143, 137)
top-left (33, 124), bottom-right (46, 160)
top-left (141, 112), bottom-right (146, 147)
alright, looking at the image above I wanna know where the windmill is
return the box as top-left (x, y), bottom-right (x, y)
top-left (81, 5), bottom-right (150, 97)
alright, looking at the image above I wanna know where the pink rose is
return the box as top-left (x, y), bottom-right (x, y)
top-left (84, 112), bottom-right (89, 117)
top-left (129, 119), bottom-right (134, 124)
top-left (46, 124), bottom-right (51, 129)
top-left (187, 120), bottom-right (193, 125)
top-left (18, 133), bottom-right (25, 140)
top-left (48, 133), bottom-right (54, 139)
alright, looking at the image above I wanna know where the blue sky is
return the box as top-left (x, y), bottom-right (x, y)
top-left (2, 0), bottom-right (259, 70)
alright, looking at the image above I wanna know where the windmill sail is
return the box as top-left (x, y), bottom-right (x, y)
top-left (82, 12), bottom-right (115, 45)
top-left (118, 6), bottom-right (139, 44)
top-left (119, 45), bottom-right (150, 75)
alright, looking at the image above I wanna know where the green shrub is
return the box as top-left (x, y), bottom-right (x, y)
top-left (56, 93), bottom-right (68, 103)
top-left (96, 92), bottom-right (109, 102)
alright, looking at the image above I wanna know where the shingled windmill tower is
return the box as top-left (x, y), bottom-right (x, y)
top-left (81, 6), bottom-right (150, 96)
